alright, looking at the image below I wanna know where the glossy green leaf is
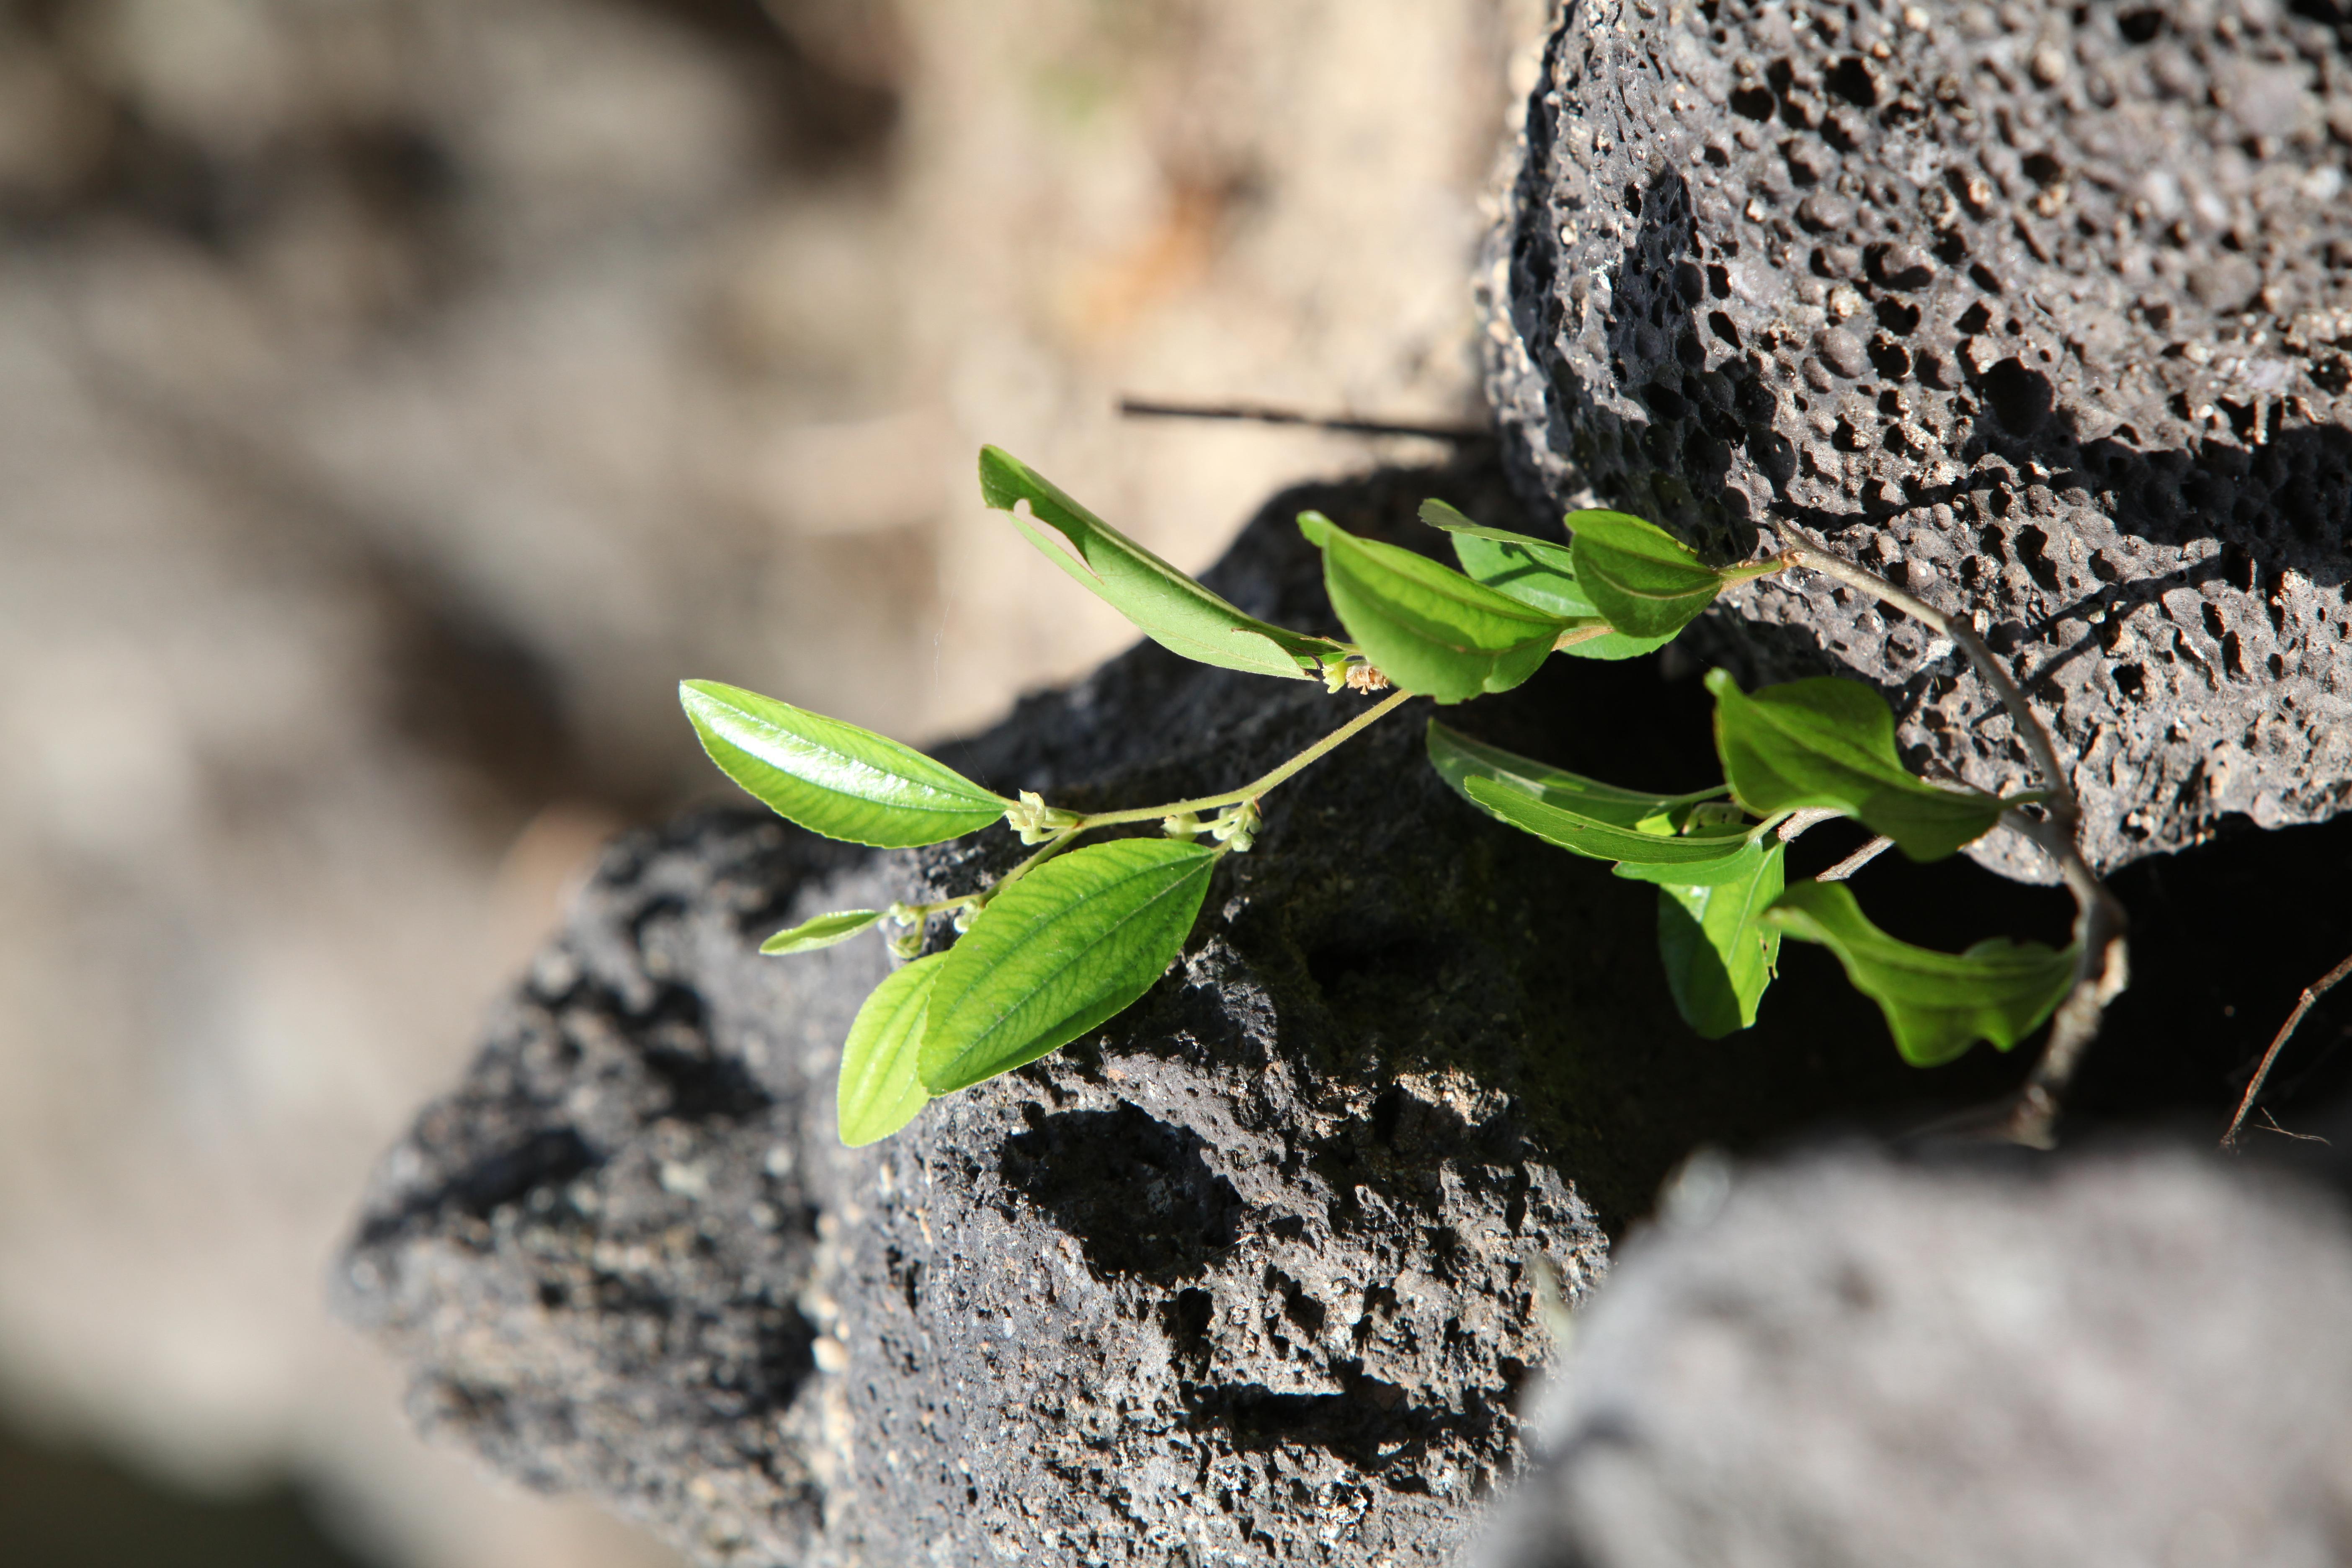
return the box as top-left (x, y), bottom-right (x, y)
top-left (1705, 671), bottom-right (2007, 861)
top-left (761, 908), bottom-right (885, 955)
top-left (1567, 510), bottom-right (1723, 640)
top-left (1464, 778), bottom-right (1760, 877)
top-left (1297, 512), bottom-right (1565, 702)
top-left (980, 446), bottom-right (1337, 680)
top-left (1761, 880), bottom-right (2076, 1067)
top-left (1420, 500), bottom-right (1672, 660)
top-left (681, 680), bottom-right (1010, 848)
top-left (1429, 722), bottom-right (1753, 879)
top-left (1657, 842), bottom-right (1784, 1038)
top-left (837, 953), bottom-right (946, 1146)
top-left (1428, 722), bottom-right (1729, 828)
top-left (919, 838), bottom-right (1215, 1095)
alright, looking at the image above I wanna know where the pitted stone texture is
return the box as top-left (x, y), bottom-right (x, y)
top-left (1466, 1147), bottom-right (2352, 1568)
top-left (1483, 0), bottom-right (2352, 878)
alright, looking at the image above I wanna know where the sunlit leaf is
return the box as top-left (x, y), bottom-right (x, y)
top-left (1298, 512), bottom-right (1564, 702)
top-left (1421, 500), bottom-right (1672, 660)
top-left (1705, 671), bottom-right (2007, 861)
top-left (837, 953), bottom-right (946, 1146)
top-left (1761, 880), bottom-right (2076, 1067)
top-left (919, 838), bottom-right (1215, 1095)
top-left (761, 908), bottom-right (885, 955)
top-left (681, 680), bottom-right (1009, 848)
top-left (1656, 842), bottom-right (1784, 1038)
top-left (1567, 510), bottom-right (1723, 640)
top-left (980, 446), bottom-right (1339, 680)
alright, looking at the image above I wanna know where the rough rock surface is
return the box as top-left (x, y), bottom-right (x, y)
top-left (1469, 1145), bottom-right (2352, 1568)
top-left (335, 464), bottom-right (2031, 1568)
top-left (1483, 0), bottom-right (2352, 878)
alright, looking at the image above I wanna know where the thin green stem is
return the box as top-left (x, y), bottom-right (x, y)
top-left (896, 826), bottom-right (1089, 923)
top-left (992, 825), bottom-right (1087, 890)
top-left (1078, 689), bottom-right (1416, 828)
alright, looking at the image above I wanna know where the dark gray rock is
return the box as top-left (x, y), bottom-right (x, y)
top-left (335, 464), bottom-right (2028, 1567)
top-left (1482, 0), bottom-right (2352, 879)
top-left (1467, 1145), bottom-right (2352, 1568)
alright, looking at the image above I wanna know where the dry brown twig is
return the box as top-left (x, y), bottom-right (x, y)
top-left (1116, 397), bottom-right (1491, 443)
top-left (1767, 521), bottom-right (2130, 1148)
top-left (2219, 950), bottom-right (2352, 1151)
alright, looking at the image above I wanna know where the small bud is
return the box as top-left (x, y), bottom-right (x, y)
top-left (887, 928), bottom-right (923, 960)
top-left (885, 901), bottom-right (920, 927)
top-left (1005, 789), bottom-right (1081, 845)
top-left (1162, 811), bottom-right (1204, 838)
top-left (1208, 799), bottom-right (1261, 854)
top-left (951, 905), bottom-right (977, 934)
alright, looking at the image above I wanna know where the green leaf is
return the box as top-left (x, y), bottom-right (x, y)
top-left (979, 446), bottom-right (1337, 680)
top-left (1462, 777), bottom-right (1758, 878)
top-left (1427, 719), bottom-right (1730, 825)
top-left (1429, 726), bottom-right (1758, 882)
top-left (1297, 512), bottom-right (1565, 702)
top-left (681, 680), bottom-right (1010, 848)
top-left (919, 838), bottom-right (1215, 1095)
top-left (837, 953), bottom-right (946, 1146)
top-left (1761, 880), bottom-right (2076, 1067)
top-left (1567, 510), bottom-right (1724, 640)
top-left (761, 908), bottom-right (885, 955)
top-left (1420, 500), bottom-right (1671, 661)
top-left (1657, 842), bottom-right (1784, 1038)
top-left (1705, 671), bottom-right (2007, 861)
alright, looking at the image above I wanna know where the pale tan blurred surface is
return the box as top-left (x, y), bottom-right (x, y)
top-left (0, 0), bottom-right (1545, 1562)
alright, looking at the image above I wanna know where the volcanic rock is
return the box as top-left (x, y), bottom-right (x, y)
top-left (1469, 1144), bottom-right (2352, 1568)
top-left (1482, 0), bottom-right (2352, 878)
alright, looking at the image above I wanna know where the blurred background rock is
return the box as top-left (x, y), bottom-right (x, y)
top-left (0, 0), bottom-right (1546, 1562)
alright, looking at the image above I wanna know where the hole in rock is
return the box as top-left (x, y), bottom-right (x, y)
top-left (1983, 357), bottom-right (2053, 434)
top-left (1826, 56), bottom-right (1880, 106)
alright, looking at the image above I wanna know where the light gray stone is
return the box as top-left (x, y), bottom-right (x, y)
top-left (1470, 1145), bottom-right (2352, 1568)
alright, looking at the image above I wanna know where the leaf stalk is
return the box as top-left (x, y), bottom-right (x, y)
top-left (1077, 689), bottom-right (1416, 828)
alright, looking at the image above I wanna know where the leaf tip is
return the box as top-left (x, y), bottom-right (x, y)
top-left (976, 445), bottom-right (1025, 510)
top-left (1295, 511), bottom-right (1334, 547)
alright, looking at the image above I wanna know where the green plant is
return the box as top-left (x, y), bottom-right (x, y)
top-left (683, 448), bottom-right (2126, 1149)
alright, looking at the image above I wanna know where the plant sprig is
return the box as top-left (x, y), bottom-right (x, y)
top-left (682, 448), bottom-right (2127, 1149)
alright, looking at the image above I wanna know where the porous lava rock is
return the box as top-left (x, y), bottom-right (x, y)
top-left (334, 464), bottom-right (2030, 1567)
top-left (1483, 0), bottom-right (2352, 878)
top-left (1467, 1145), bottom-right (2352, 1568)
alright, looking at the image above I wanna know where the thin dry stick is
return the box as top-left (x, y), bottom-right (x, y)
top-left (2219, 949), bottom-right (2352, 1151)
top-left (1771, 523), bottom-right (2130, 1148)
top-left (1817, 834), bottom-right (1896, 883)
top-left (1777, 806), bottom-right (1846, 841)
top-left (1117, 397), bottom-right (1490, 443)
